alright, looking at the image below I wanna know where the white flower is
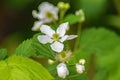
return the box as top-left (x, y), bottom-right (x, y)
top-left (75, 9), bottom-right (85, 22)
top-left (32, 2), bottom-right (58, 31)
top-left (76, 64), bottom-right (85, 74)
top-left (37, 22), bottom-right (77, 52)
top-left (57, 63), bottom-right (69, 79)
top-left (76, 59), bottom-right (85, 74)
top-left (32, 2), bottom-right (58, 22)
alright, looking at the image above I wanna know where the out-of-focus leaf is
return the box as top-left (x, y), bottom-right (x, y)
top-left (71, 0), bottom-right (107, 21)
top-left (79, 28), bottom-right (120, 55)
top-left (93, 68), bottom-right (108, 80)
top-left (106, 15), bottom-right (120, 29)
top-left (32, 34), bottom-right (56, 60)
top-left (74, 28), bottom-right (120, 80)
top-left (0, 56), bottom-right (53, 80)
top-left (68, 74), bottom-right (88, 80)
top-left (97, 45), bottom-right (120, 80)
top-left (63, 14), bottom-right (82, 25)
top-left (0, 49), bottom-right (7, 60)
top-left (107, 63), bottom-right (120, 80)
top-left (15, 39), bottom-right (35, 57)
top-left (98, 45), bottom-right (120, 68)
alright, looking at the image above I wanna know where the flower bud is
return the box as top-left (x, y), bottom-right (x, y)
top-left (75, 9), bottom-right (85, 22)
top-left (48, 59), bottom-right (55, 65)
top-left (57, 2), bottom-right (70, 10)
top-left (64, 3), bottom-right (70, 10)
top-left (57, 63), bottom-right (69, 79)
top-left (79, 59), bottom-right (85, 65)
top-left (76, 64), bottom-right (85, 74)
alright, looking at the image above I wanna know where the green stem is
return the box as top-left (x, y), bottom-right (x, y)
top-left (74, 23), bottom-right (82, 51)
top-left (68, 74), bottom-right (80, 78)
top-left (52, 19), bottom-right (57, 25)
top-left (59, 10), bottom-right (66, 24)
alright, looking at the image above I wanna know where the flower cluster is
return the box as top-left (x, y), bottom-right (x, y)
top-left (32, 2), bottom-right (86, 79)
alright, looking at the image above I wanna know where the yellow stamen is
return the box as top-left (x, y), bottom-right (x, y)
top-left (46, 12), bottom-right (54, 18)
top-left (52, 33), bottom-right (60, 41)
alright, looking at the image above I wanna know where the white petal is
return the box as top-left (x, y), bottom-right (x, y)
top-left (43, 19), bottom-right (52, 23)
top-left (59, 35), bottom-right (69, 42)
top-left (37, 35), bottom-right (53, 44)
top-left (32, 21), bottom-right (43, 31)
top-left (76, 64), bottom-right (85, 74)
top-left (32, 10), bottom-right (46, 20)
top-left (39, 12), bottom-right (46, 19)
top-left (40, 25), bottom-right (55, 37)
top-left (50, 42), bottom-right (64, 52)
top-left (57, 63), bottom-right (69, 79)
top-left (38, 2), bottom-right (54, 12)
top-left (57, 22), bottom-right (69, 37)
top-left (67, 35), bottom-right (78, 40)
top-left (32, 10), bottom-right (39, 19)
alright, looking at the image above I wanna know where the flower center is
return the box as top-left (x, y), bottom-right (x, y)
top-left (60, 51), bottom-right (66, 58)
top-left (46, 12), bottom-right (54, 18)
top-left (52, 33), bottom-right (60, 41)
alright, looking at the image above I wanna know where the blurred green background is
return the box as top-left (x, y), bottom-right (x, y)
top-left (0, 0), bottom-right (120, 80)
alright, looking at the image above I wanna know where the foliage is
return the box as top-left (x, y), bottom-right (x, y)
top-left (63, 14), bottom-right (82, 24)
top-left (15, 39), bottom-right (35, 57)
top-left (32, 34), bottom-right (57, 60)
top-left (0, 56), bottom-right (53, 80)
top-left (74, 28), bottom-right (120, 80)
top-left (0, 49), bottom-right (7, 60)
top-left (1, 0), bottom-right (120, 80)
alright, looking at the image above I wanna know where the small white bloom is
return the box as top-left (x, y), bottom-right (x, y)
top-left (76, 64), bottom-right (85, 74)
top-left (37, 22), bottom-right (77, 52)
top-left (32, 2), bottom-right (58, 23)
top-left (75, 9), bottom-right (85, 22)
top-left (32, 2), bottom-right (58, 31)
top-left (57, 63), bottom-right (69, 79)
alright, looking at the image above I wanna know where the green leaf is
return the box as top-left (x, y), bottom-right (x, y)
top-left (68, 74), bottom-right (88, 80)
top-left (106, 15), bottom-right (120, 29)
top-left (75, 28), bottom-right (120, 80)
top-left (0, 49), bottom-right (7, 60)
top-left (0, 56), bottom-right (53, 80)
top-left (15, 39), bottom-right (35, 57)
top-left (107, 64), bottom-right (120, 80)
top-left (32, 34), bottom-right (56, 60)
top-left (80, 0), bottom-right (107, 20)
top-left (79, 28), bottom-right (120, 55)
top-left (63, 14), bottom-right (82, 24)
